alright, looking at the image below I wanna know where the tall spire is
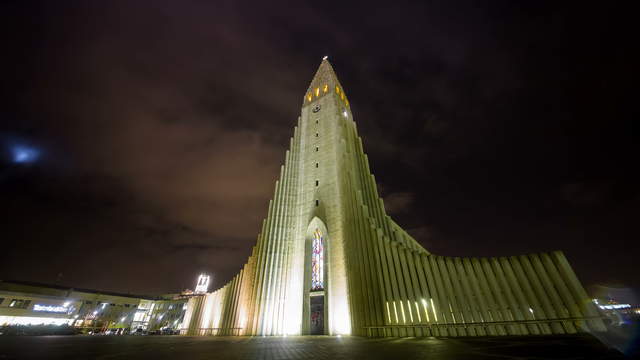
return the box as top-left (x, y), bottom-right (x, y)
top-left (304, 57), bottom-right (347, 107)
top-left (311, 57), bottom-right (342, 89)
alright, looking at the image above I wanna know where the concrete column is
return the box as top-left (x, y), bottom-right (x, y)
top-left (529, 254), bottom-right (576, 333)
top-left (450, 258), bottom-right (484, 336)
top-left (413, 253), bottom-right (435, 336)
top-left (460, 258), bottom-right (493, 335)
top-left (421, 255), bottom-right (447, 336)
top-left (406, 250), bottom-right (428, 336)
top-left (390, 241), bottom-right (413, 336)
top-left (383, 237), bottom-right (404, 336)
top-left (550, 251), bottom-right (606, 332)
top-left (398, 247), bottom-right (422, 336)
top-left (376, 236), bottom-right (396, 335)
top-left (540, 253), bottom-right (583, 331)
top-left (429, 256), bottom-right (456, 336)
top-left (507, 256), bottom-right (549, 334)
top-left (480, 258), bottom-right (518, 334)
top-left (491, 258), bottom-right (528, 334)
top-left (518, 255), bottom-right (564, 334)
top-left (440, 257), bottom-right (470, 336)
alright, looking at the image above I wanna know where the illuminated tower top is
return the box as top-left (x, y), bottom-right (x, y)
top-left (303, 57), bottom-right (349, 108)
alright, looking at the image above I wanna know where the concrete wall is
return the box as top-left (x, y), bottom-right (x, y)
top-left (182, 60), bottom-right (604, 337)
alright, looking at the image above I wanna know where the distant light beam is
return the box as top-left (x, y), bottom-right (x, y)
top-left (11, 145), bottom-right (40, 164)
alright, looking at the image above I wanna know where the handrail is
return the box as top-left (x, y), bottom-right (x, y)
top-left (178, 327), bottom-right (244, 336)
top-left (362, 316), bottom-right (604, 337)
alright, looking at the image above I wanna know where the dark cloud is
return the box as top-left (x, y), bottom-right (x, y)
top-left (0, 1), bottom-right (636, 294)
top-left (383, 192), bottom-right (414, 215)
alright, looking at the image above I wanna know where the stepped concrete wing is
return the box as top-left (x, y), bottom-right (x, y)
top-left (181, 59), bottom-right (605, 337)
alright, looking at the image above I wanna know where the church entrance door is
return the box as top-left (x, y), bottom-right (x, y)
top-left (310, 294), bottom-right (324, 335)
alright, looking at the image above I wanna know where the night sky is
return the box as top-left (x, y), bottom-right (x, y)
top-left (1, 1), bottom-right (636, 296)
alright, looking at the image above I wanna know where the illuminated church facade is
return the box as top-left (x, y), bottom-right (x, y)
top-left (181, 59), bottom-right (604, 337)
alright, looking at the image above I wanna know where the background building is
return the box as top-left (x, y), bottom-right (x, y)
top-left (0, 280), bottom-right (187, 334)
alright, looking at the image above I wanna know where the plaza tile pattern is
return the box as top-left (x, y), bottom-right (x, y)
top-left (0, 335), bottom-right (627, 360)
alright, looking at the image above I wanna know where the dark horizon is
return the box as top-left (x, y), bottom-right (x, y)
top-left (1, 1), bottom-right (636, 298)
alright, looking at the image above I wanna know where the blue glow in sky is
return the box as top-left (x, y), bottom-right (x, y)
top-left (11, 145), bottom-right (40, 164)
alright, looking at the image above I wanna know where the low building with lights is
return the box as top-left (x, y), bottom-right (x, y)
top-left (179, 59), bottom-right (607, 337)
top-left (592, 298), bottom-right (640, 326)
top-left (0, 280), bottom-right (188, 334)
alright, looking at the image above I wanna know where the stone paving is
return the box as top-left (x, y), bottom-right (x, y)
top-left (0, 335), bottom-right (629, 360)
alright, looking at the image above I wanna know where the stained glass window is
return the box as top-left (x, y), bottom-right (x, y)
top-left (311, 228), bottom-right (324, 291)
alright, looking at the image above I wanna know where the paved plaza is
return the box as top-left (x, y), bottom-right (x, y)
top-left (0, 334), bottom-right (630, 360)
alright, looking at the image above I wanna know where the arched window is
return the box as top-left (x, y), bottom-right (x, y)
top-left (311, 228), bottom-right (324, 291)
top-left (315, 87), bottom-right (320, 97)
top-left (323, 84), bottom-right (328, 93)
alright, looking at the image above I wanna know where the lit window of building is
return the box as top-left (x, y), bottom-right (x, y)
top-left (311, 228), bottom-right (324, 291)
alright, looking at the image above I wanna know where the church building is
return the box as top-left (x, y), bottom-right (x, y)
top-left (181, 59), bottom-right (604, 337)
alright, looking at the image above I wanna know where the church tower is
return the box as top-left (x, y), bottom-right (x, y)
top-left (181, 59), bottom-right (605, 337)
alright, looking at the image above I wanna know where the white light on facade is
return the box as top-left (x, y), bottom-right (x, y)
top-left (0, 316), bottom-right (72, 326)
top-left (421, 299), bottom-right (430, 322)
top-left (430, 298), bottom-right (438, 322)
top-left (33, 304), bottom-right (68, 313)
top-left (63, 301), bottom-right (70, 307)
top-left (393, 301), bottom-right (399, 323)
top-left (599, 304), bottom-right (631, 310)
top-left (406, 301), bottom-right (414, 323)
top-left (195, 274), bottom-right (210, 294)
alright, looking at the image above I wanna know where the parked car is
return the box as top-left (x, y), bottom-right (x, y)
top-left (133, 328), bottom-right (147, 335)
top-left (104, 329), bottom-right (123, 335)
